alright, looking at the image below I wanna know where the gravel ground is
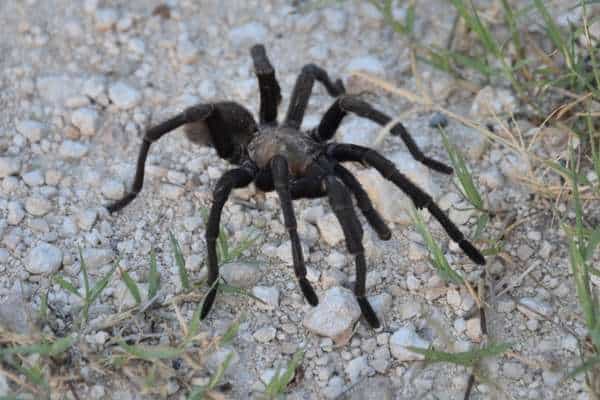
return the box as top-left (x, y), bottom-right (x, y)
top-left (0, 0), bottom-right (597, 399)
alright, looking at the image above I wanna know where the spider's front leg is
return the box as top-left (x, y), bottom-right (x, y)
top-left (271, 156), bottom-right (319, 306)
top-left (105, 102), bottom-right (256, 213)
top-left (201, 163), bottom-right (257, 319)
top-left (284, 64), bottom-right (346, 129)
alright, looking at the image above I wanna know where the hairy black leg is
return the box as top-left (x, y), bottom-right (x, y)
top-left (251, 44), bottom-right (282, 125)
top-left (328, 143), bottom-right (485, 265)
top-left (271, 156), bottom-right (319, 306)
top-left (201, 163), bottom-right (257, 319)
top-left (324, 175), bottom-right (380, 328)
top-left (284, 64), bottom-right (345, 129)
top-left (313, 95), bottom-right (453, 174)
top-left (106, 104), bottom-right (214, 213)
top-left (333, 163), bottom-right (392, 240)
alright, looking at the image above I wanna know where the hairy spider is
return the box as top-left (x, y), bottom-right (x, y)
top-left (105, 44), bottom-right (485, 328)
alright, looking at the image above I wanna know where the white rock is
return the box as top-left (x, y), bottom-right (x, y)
top-left (183, 216), bottom-right (203, 232)
top-left (95, 8), bottom-right (118, 31)
top-left (479, 167), bottom-right (504, 189)
top-left (303, 287), bottom-right (361, 341)
top-left (160, 184), bottom-right (184, 200)
top-left (220, 262), bottom-right (261, 288)
top-left (8, 201), bottom-right (25, 225)
top-left (502, 362), bottom-right (525, 380)
top-left (325, 251), bottom-right (346, 268)
top-left (323, 8), bottom-right (347, 33)
top-left (345, 355), bottom-right (368, 383)
top-left (253, 326), bottom-right (276, 343)
top-left (77, 209), bottom-right (98, 231)
top-left (72, 108), bottom-right (100, 136)
top-left (346, 56), bottom-right (385, 76)
top-left (370, 347), bottom-right (391, 373)
top-left (61, 216), bottom-right (79, 237)
top-left (316, 213), bottom-right (344, 246)
top-left (517, 297), bottom-right (553, 319)
top-left (252, 286), bottom-right (280, 309)
top-left (59, 140), bottom-right (89, 159)
top-left (229, 22), bottom-right (267, 47)
top-left (83, 76), bottom-right (107, 100)
top-left (323, 376), bottom-right (345, 399)
top-left (25, 243), bottom-right (63, 274)
top-left (177, 38), bottom-right (199, 64)
top-left (25, 196), bottom-right (52, 216)
top-left (276, 240), bottom-right (309, 265)
top-left (16, 120), bottom-right (46, 142)
top-left (82, 248), bottom-right (114, 269)
top-left (0, 157), bottom-right (21, 178)
top-left (465, 318), bottom-right (482, 342)
top-left (470, 86), bottom-right (517, 117)
top-left (108, 82), bottom-right (141, 110)
top-left (368, 292), bottom-right (392, 322)
top-left (389, 326), bottom-right (430, 361)
top-left (22, 170), bottom-right (44, 186)
top-left (36, 75), bottom-right (82, 105)
top-left (101, 179), bottom-right (125, 200)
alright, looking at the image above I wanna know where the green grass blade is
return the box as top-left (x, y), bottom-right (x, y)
top-left (53, 276), bottom-right (81, 298)
top-left (119, 267), bottom-right (141, 306)
top-left (409, 204), bottom-right (464, 284)
top-left (207, 352), bottom-right (234, 390)
top-left (147, 249), bottom-right (160, 299)
top-left (169, 231), bottom-right (190, 291)
top-left (89, 264), bottom-right (116, 305)
top-left (79, 247), bottom-right (90, 300)
top-left (119, 342), bottom-right (183, 361)
top-left (406, 342), bottom-right (511, 367)
top-left (564, 356), bottom-right (600, 381)
top-left (440, 129), bottom-right (484, 210)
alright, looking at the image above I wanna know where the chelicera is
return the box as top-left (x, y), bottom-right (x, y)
top-left (106, 44), bottom-right (485, 328)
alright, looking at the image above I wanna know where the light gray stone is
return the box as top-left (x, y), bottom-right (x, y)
top-left (345, 355), bottom-right (368, 383)
top-left (25, 196), bottom-right (52, 216)
top-left (22, 170), bottom-right (44, 186)
top-left (8, 201), bottom-right (25, 225)
top-left (59, 140), bottom-right (89, 159)
top-left (346, 56), bottom-right (385, 76)
top-left (229, 22), bottom-right (267, 47)
top-left (253, 326), bottom-right (276, 343)
top-left (26, 243), bottom-right (63, 274)
top-left (517, 297), bottom-right (553, 319)
top-left (77, 209), bottom-right (98, 231)
top-left (316, 213), bottom-right (344, 246)
top-left (0, 157), bottom-right (21, 178)
top-left (389, 325), bottom-right (430, 361)
top-left (252, 286), bottom-right (279, 309)
top-left (108, 82), bottom-right (141, 110)
top-left (101, 179), bottom-right (125, 200)
top-left (16, 120), bottom-right (46, 142)
top-left (220, 262), bottom-right (261, 288)
top-left (71, 107), bottom-right (100, 136)
top-left (82, 248), bottom-right (114, 269)
top-left (95, 8), bottom-right (118, 31)
top-left (303, 287), bottom-right (361, 341)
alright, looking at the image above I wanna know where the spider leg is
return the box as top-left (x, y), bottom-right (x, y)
top-left (106, 102), bottom-right (256, 213)
top-left (333, 163), bottom-right (392, 241)
top-left (251, 44), bottom-right (282, 125)
top-left (271, 156), bottom-right (319, 306)
top-left (201, 162), bottom-right (257, 319)
top-left (324, 175), bottom-right (380, 328)
top-left (313, 95), bottom-right (453, 175)
top-left (284, 64), bottom-right (345, 129)
top-left (327, 143), bottom-right (485, 265)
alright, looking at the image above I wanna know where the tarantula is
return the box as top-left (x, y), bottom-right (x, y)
top-left (106, 44), bottom-right (485, 328)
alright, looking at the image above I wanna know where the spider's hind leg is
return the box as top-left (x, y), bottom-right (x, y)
top-left (324, 175), bottom-right (381, 329)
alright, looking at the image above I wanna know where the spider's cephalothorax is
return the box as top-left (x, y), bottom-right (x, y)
top-left (106, 44), bottom-right (485, 329)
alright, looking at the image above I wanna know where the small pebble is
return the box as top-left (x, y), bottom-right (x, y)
top-left (71, 107), bottom-right (100, 136)
top-left (0, 157), bottom-right (21, 178)
top-left (25, 243), bottom-right (63, 274)
top-left (25, 196), bottom-right (52, 216)
top-left (101, 179), bottom-right (125, 200)
top-left (389, 325), bottom-right (430, 361)
top-left (108, 82), bottom-right (141, 110)
top-left (16, 120), bottom-right (45, 142)
top-left (429, 112), bottom-right (448, 128)
top-left (59, 140), bottom-right (89, 159)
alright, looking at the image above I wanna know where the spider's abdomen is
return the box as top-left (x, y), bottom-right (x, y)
top-left (248, 126), bottom-right (320, 176)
